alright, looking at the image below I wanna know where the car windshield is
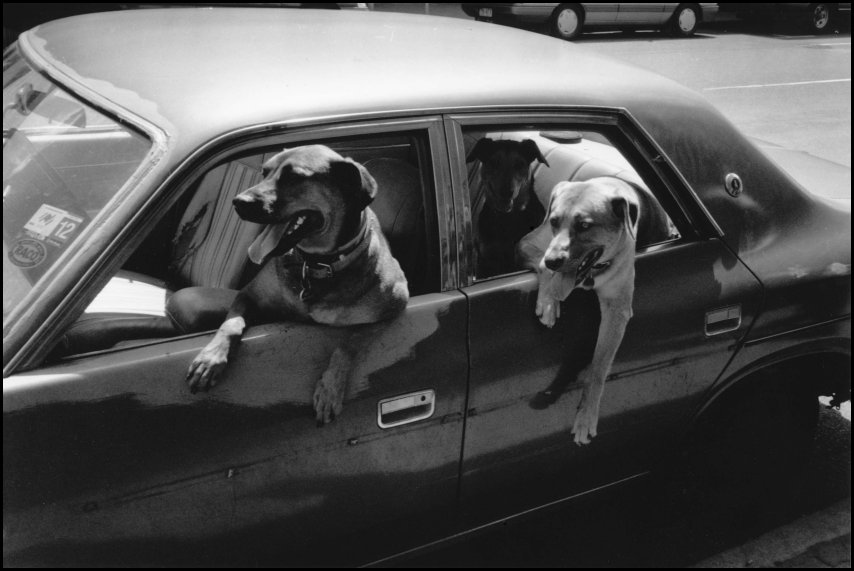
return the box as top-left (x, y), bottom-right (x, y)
top-left (3, 47), bottom-right (152, 322)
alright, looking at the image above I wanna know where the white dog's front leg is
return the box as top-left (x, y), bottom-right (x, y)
top-left (572, 295), bottom-right (632, 445)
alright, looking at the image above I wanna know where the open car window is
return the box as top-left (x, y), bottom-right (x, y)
top-left (46, 130), bottom-right (441, 361)
top-left (461, 127), bottom-right (682, 281)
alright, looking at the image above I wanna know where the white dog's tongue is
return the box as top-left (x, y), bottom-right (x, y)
top-left (248, 224), bottom-right (289, 265)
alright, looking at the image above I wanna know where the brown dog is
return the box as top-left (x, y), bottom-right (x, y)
top-left (467, 137), bottom-right (549, 277)
top-left (184, 145), bottom-right (409, 423)
top-left (517, 176), bottom-right (670, 444)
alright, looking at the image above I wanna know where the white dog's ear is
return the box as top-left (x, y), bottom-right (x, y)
top-left (611, 196), bottom-right (639, 241)
top-left (330, 158), bottom-right (377, 208)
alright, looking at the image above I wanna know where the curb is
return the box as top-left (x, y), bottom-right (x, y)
top-left (694, 498), bottom-right (852, 568)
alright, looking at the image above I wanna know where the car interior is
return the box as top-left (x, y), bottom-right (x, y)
top-left (464, 128), bottom-right (680, 280)
top-left (48, 132), bottom-right (439, 360)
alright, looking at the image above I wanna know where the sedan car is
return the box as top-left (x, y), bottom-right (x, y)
top-left (3, 7), bottom-right (850, 567)
top-left (461, 3), bottom-right (719, 39)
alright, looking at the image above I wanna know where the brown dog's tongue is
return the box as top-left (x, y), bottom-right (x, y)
top-left (248, 224), bottom-right (289, 265)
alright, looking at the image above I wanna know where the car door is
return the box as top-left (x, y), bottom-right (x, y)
top-left (583, 3), bottom-right (620, 25)
top-left (3, 119), bottom-right (468, 565)
top-left (617, 3), bottom-right (670, 25)
top-left (445, 112), bottom-right (764, 524)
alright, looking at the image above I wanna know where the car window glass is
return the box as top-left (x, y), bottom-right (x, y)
top-left (46, 130), bottom-right (440, 361)
top-left (463, 127), bottom-right (681, 281)
top-left (3, 48), bottom-right (153, 322)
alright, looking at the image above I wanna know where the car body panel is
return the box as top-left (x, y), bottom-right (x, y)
top-left (25, 9), bottom-right (711, 162)
top-left (4, 293), bottom-right (469, 563)
top-left (460, 238), bottom-right (763, 522)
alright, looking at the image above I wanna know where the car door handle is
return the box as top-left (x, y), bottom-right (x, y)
top-left (377, 390), bottom-right (435, 429)
top-left (705, 305), bottom-right (742, 337)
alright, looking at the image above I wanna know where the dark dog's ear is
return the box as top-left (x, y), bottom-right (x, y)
top-left (611, 197), bottom-right (639, 241)
top-left (519, 139), bottom-right (550, 167)
top-left (329, 158), bottom-right (378, 208)
top-left (466, 138), bottom-right (495, 163)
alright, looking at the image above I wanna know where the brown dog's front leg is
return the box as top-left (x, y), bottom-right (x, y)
top-left (313, 329), bottom-right (375, 425)
top-left (186, 291), bottom-right (251, 394)
top-left (313, 345), bottom-right (356, 425)
top-left (572, 295), bottom-right (632, 445)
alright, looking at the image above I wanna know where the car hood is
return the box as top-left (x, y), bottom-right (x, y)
top-left (752, 139), bottom-right (851, 205)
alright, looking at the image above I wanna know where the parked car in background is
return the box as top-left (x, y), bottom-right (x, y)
top-left (721, 2), bottom-right (852, 33)
top-left (3, 7), bottom-right (850, 567)
top-left (461, 3), bottom-right (719, 39)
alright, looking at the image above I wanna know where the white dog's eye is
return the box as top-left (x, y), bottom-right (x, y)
top-left (549, 217), bottom-right (560, 229)
top-left (579, 221), bottom-right (592, 231)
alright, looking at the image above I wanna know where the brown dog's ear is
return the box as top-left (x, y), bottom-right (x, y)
top-left (329, 158), bottom-right (377, 208)
top-left (611, 197), bottom-right (639, 241)
top-left (466, 138), bottom-right (495, 163)
top-left (519, 139), bottom-right (550, 167)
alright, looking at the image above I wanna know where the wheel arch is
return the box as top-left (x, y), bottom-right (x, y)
top-left (552, 3), bottom-right (586, 20)
top-left (688, 343), bottom-right (851, 436)
top-left (550, 3), bottom-right (586, 26)
top-left (673, 3), bottom-right (704, 23)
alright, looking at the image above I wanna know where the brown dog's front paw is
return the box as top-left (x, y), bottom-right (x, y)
top-left (186, 347), bottom-right (228, 394)
top-left (313, 375), bottom-right (344, 426)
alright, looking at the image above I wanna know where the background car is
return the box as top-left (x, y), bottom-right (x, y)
top-left (461, 3), bottom-right (719, 39)
top-left (720, 2), bottom-right (852, 33)
top-left (3, 8), bottom-right (850, 566)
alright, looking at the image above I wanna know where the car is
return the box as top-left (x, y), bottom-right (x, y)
top-left (722, 3), bottom-right (852, 34)
top-left (3, 7), bottom-right (850, 567)
top-left (461, 3), bottom-right (719, 39)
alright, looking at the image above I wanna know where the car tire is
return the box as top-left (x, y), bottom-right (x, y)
top-left (671, 376), bottom-right (819, 512)
top-left (806, 3), bottom-right (834, 33)
top-left (550, 4), bottom-right (583, 40)
top-left (667, 4), bottom-right (700, 37)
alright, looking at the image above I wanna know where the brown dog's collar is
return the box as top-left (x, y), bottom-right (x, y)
top-left (296, 220), bottom-right (371, 279)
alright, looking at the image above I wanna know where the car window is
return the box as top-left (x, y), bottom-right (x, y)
top-left (46, 130), bottom-right (441, 360)
top-left (461, 126), bottom-right (681, 281)
top-left (3, 47), bottom-right (153, 322)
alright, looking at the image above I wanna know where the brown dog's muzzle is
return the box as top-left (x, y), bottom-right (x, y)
top-left (232, 184), bottom-right (278, 223)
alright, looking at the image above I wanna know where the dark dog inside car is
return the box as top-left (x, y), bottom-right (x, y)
top-left (175, 145), bottom-right (409, 423)
top-left (467, 137), bottom-right (550, 277)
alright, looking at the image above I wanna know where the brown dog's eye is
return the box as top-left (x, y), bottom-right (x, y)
top-left (550, 217), bottom-right (560, 230)
top-left (578, 221), bottom-right (592, 231)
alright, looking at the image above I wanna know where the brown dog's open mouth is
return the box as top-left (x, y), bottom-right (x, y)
top-left (283, 210), bottom-right (324, 242)
top-left (247, 210), bottom-right (324, 265)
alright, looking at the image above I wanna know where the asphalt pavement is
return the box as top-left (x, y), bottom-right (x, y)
top-left (374, 3), bottom-right (852, 567)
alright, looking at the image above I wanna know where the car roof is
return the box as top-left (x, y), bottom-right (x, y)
top-left (24, 8), bottom-right (706, 150)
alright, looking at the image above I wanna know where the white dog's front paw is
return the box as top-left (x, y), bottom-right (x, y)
top-left (572, 403), bottom-right (599, 445)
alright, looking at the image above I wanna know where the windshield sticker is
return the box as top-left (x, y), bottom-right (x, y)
top-left (8, 238), bottom-right (47, 268)
top-left (23, 204), bottom-right (85, 246)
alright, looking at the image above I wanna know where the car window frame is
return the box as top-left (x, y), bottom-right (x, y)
top-left (444, 109), bottom-right (725, 286)
top-left (12, 116), bottom-right (456, 373)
